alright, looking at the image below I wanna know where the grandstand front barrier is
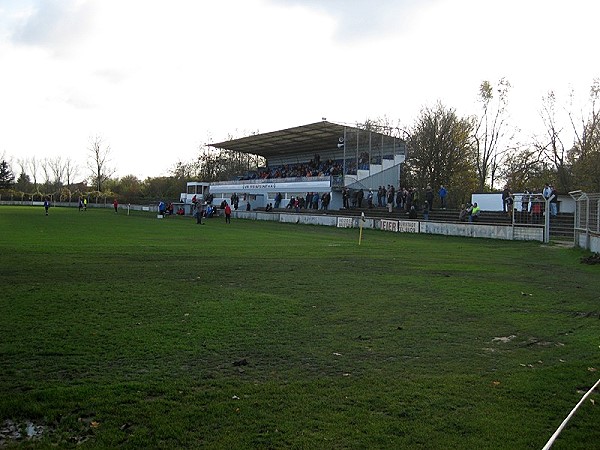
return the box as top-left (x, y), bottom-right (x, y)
top-left (232, 210), bottom-right (544, 242)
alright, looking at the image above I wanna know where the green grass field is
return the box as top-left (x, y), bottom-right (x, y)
top-left (1, 205), bottom-right (599, 449)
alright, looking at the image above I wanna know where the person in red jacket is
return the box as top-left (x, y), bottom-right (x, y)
top-left (113, 198), bottom-right (118, 213)
top-left (224, 202), bottom-right (232, 224)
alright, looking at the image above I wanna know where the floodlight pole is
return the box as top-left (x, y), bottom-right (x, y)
top-left (397, 128), bottom-right (411, 188)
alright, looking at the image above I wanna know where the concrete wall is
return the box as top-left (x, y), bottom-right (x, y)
top-left (230, 210), bottom-right (545, 242)
top-left (592, 235), bottom-right (600, 253)
top-left (576, 232), bottom-right (600, 253)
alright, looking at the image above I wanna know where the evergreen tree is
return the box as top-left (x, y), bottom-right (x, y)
top-left (0, 160), bottom-right (15, 189)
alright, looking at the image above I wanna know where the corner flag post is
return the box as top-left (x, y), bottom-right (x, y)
top-left (359, 212), bottom-right (365, 245)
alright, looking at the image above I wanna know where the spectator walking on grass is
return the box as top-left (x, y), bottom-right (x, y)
top-left (44, 198), bottom-right (50, 216)
top-left (195, 202), bottom-right (204, 224)
top-left (224, 202), bottom-right (232, 224)
top-left (113, 198), bottom-right (118, 213)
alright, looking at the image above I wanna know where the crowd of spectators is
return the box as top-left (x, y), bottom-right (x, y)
top-left (235, 150), bottom-right (401, 181)
top-left (285, 192), bottom-right (332, 212)
top-left (239, 155), bottom-right (343, 180)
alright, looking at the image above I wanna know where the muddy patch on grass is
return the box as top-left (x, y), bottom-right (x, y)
top-left (492, 335), bottom-right (517, 344)
top-left (0, 419), bottom-right (46, 447)
top-left (581, 253), bottom-right (600, 265)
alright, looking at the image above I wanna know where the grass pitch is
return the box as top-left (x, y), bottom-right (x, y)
top-left (1, 205), bottom-right (599, 449)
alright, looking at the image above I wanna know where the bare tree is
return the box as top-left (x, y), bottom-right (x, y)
top-left (87, 136), bottom-right (115, 192)
top-left (40, 158), bottom-right (52, 193)
top-left (48, 156), bottom-right (66, 187)
top-left (16, 157), bottom-right (28, 178)
top-left (473, 78), bottom-right (512, 191)
top-left (64, 157), bottom-right (79, 187)
top-left (27, 156), bottom-right (39, 192)
top-left (567, 79), bottom-right (600, 190)
top-left (535, 90), bottom-right (571, 191)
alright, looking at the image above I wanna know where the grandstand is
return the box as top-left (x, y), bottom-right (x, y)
top-left (181, 121), bottom-right (406, 210)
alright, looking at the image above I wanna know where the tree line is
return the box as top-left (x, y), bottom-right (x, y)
top-left (1, 79), bottom-right (599, 207)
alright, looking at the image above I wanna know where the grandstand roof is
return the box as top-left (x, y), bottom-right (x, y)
top-left (208, 121), bottom-right (399, 159)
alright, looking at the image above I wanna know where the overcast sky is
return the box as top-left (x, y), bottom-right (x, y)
top-left (1, 0), bottom-right (598, 180)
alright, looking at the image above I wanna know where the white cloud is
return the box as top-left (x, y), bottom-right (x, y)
top-left (0, 0), bottom-right (598, 180)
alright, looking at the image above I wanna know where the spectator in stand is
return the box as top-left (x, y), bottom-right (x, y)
top-left (274, 192), bottom-right (282, 209)
top-left (458, 203), bottom-right (469, 222)
top-left (425, 186), bottom-right (434, 210)
top-left (412, 189), bottom-right (420, 210)
top-left (312, 192), bottom-right (319, 209)
top-left (530, 199), bottom-right (542, 223)
top-left (505, 194), bottom-right (514, 219)
top-left (405, 189), bottom-right (413, 211)
top-left (246, 201), bottom-right (251, 211)
top-left (423, 200), bottom-right (430, 220)
top-left (367, 190), bottom-right (374, 208)
top-left (542, 183), bottom-right (552, 200)
top-left (521, 190), bottom-right (530, 213)
top-left (342, 188), bottom-right (350, 209)
top-left (396, 189), bottom-right (403, 211)
top-left (438, 185), bottom-right (448, 209)
top-left (265, 203), bottom-right (273, 212)
top-left (501, 185), bottom-right (511, 213)
top-left (469, 202), bottom-right (481, 222)
top-left (549, 186), bottom-right (558, 216)
top-left (408, 205), bottom-right (417, 219)
top-left (306, 192), bottom-right (312, 209)
top-left (322, 192), bottom-right (331, 210)
top-left (357, 189), bottom-right (364, 208)
top-left (386, 187), bottom-right (394, 213)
